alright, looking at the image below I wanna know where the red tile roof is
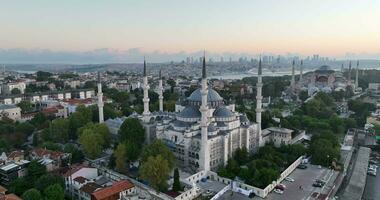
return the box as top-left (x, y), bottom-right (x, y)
top-left (91, 180), bottom-right (134, 200)
top-left (80, 182), bottom-right (103, 194)
top-left (31, 148), bottom-right (67, 161)
top-left (7, 150), bottom-right (24, 160)
top-left (63, 98), bottom-right (94, 105)
top-left (74, 176), bottom-right (88, 184)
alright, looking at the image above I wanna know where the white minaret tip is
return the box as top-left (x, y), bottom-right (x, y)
top-left (158, 69), bottom-right (164, 112)
top-left (142, 59), bottom-right (151, 122)
top-left (256, 58), bottom-right (263, 148)
top-left (200, 54), bottom-right (210, 171)
top-left (97, 71), bottom-right (104, 123)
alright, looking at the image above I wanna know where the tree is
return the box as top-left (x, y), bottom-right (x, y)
top-left (78, 123), bottom-right (110, 148)
top-left (299, 90), bottom-right (309, 102)
top-left (64, 144), bottom-right (84, 163)
top-left (140, 155), bottom-right (170, 192)
top-left (22, 188), bottom-right (42, 200)
top-left (17, 101), bottom-right (34, 113)
top-left (119, 118), bottom-right (145, 144)
top-left (9, 177), bottom-right (30, 196)
top-left (30, 113), bottom-right (48, 129)
top-left (11, 88), bottom-right (21, 94)
top-left (172, 168), bottom-right (181, 192)
top-left (27, 160), bottom-right (47, 183)
top-left (43, 184), bottom-right (64, 200)
top-left (36, 71), bottom-right (52, 81)
top-left (50, 118), bottom-right (70, 142)
top-left (0, 138), bottom-right (10, 152)
top-left (233, 147), bottom-right (249, 166)
top-left (15, 122), bottom-right (35, 135)
top-left (118, 118), bottom-right (145, 161)
top-left (35, 174), bottom-right (64, 192)
top-left (141, 140), bottom-right (175, 169)
top-left (114, 143), bottom-right (127, 173)
top-left (69, 105), bottom-right (93, 137)
top-left (79, 128), bottom-right (104, 159)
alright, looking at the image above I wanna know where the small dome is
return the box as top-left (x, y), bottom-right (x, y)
top-left (188, 88), bottom-right (223, 102)
top-left (315, 65), bottom-right (334, 74)
top-left (177, 106), bottom-right (201, 118)
top-left (213, 106), bottom-right (235, 118)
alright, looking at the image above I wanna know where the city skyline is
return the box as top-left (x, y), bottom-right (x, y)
top-left (1, 0), bottom-right (380, 63)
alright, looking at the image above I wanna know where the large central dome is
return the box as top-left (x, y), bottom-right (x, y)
top-left (187, 88), bottom-right (223, 102)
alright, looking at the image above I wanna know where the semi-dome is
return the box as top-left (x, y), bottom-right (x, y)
top-left (177, 106), bottom-right (201, 122)
top-left (315, 65), bottom-right (334, 74)
top-left (213, 106), bottom-right (235, 122)
top-left (187, 88), bottom-right (223, 102)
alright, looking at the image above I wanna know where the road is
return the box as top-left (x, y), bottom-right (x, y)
top-left (260, 165), bottom-right (337, 200)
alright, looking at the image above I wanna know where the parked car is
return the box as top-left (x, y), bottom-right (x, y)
top-left (313, 182), bottom-right (323, 187)
top-left (369, 166), bottom-right (377, 172)
top-left (274, 189), bottom-right (283, 194)
top-left (275, 184), bottom-right (286, 190)
top-left (248, 192), bottom-right (256, 198)
top-left (369, 164), bottom-right (378, 170)
top-left (285, 177), bottom-right (295, 182)
top-left (368, 170), bottom-right (377, 176)
top-left (297, 164), bottom-right (307, 169)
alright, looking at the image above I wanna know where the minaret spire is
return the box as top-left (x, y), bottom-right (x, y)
top-left (348, 61), bottom-right (352, 85)
top-left (142, 58), bottom-right (151, 122)
top-left (199, 53), bottom-right (210, 171)
top-left (256, 57), bottom-right (263, 148)
top-left (291, 60), bottom-right (296, 90)
top-left (299, 60), bottom-right (303, 83)
top-left (355, 60), bottom-right (359, 89)
top-left (158, 69), bottom-right (164, 112)
top-left (97, 71), bottom-right (104, 123)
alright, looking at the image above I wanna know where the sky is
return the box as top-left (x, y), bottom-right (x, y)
top-left (1, 0), bottom-right (380, 63)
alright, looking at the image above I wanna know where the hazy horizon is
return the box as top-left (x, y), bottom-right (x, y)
top-left (1, 0), bottom-right (380, 63)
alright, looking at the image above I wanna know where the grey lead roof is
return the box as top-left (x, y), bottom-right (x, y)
top-left (187, 88), bottom-right (223, 102)
top-left (178, 106), bottom-right (201, 118)
top-left (0, 104), bottom-right (18, 110)
top-left (213, 106), bottom-right (234, 118)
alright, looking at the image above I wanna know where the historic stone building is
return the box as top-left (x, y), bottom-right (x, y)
top-left (120, 57), bottom-right (264, 173)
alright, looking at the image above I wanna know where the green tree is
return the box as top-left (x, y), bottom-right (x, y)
top-left (233, 147), bottom-right (249, 166)
top-left (64, 144), bottom-right (84, 163)
top-left (119, 118), bottom-right (145, 144)
top-left (140, 155), bottom-right (170, 192)
top-left (78, 123), bottom-right (110, 148)
top-left (43, 184), bottom-right (64, 200)
top-left (36, 71), bottom-right (52, 81)
top-left (0, 138), bottom-right (10, 152)
top-left (30, 113), bottom-right (48, 129)
top-left (15, 122), bottom-right (35, 135)
top-left (172, 168), bottom-right (181, 192)
top-left (114, 143), bottom-right (127, 173)
top-left (22, 188), bottom-right (42, 200)
top-left (50, 118), bottom-right (70, 142)
top-left (17, 101), bottom-right (34, 113)
top-left (27, 160), bottom-right (47, 183)
top-left (141, 140), bottom-right (174, 169)
top-left (9, 177), bottom-right (31, 196)
top-left (69, 105), bottom-right (93, 137)
top-left (35, 174), bottom-right (64, 192)
top-left (118, 118), bottom-right (145, 161)
top-left (299, 90), bottom-right (308, 102)
top-left (79, 129), bottom-right (104, 159)
top-left (11, 88), bottom-right (21, 94)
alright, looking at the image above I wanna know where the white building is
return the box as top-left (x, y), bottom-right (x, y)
top-left (0, 104), bottom-right (21, 121)
top-left (4, 82), bottom-right (26, 94)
